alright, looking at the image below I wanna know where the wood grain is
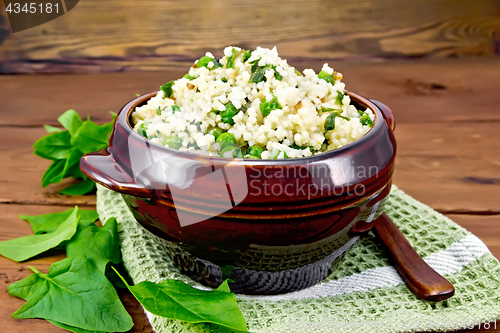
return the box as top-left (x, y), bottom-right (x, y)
top-left (2, 58), bottom-right (500, 126)
top-left (1, 0), bottom-right (500, 73)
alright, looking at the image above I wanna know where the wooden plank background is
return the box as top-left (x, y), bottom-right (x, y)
top-left (1, 0), bottom-right (500, 73)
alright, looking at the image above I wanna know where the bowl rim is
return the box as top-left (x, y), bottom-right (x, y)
top-left (116, 90), bottom-right (388, 166)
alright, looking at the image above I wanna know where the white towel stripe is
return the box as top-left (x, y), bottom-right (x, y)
top-left (239, 234), bottom-right (490, 301)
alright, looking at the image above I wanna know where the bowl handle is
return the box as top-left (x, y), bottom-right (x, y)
top-left (80, 149), bottom-right (154, 197)
top-left (370, 99), bottom-right (396, 131)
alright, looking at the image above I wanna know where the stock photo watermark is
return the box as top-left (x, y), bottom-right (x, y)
top-left (289, 318), bottom-right (497, 331)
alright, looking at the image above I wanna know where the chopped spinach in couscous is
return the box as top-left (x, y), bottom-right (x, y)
top-left (131, 46), bottom-right (374, 159)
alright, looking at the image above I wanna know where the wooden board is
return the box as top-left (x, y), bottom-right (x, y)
top-left (1, 0), bottom-right (500, 73)
top-left (2, 58), bottom-right (500, 126)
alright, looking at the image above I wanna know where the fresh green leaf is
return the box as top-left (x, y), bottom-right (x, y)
top-left (0, 207), bottom-right (80, 262)
top-left (41, 159), bottom-right (66, 187)
top-left (62, 148), bottom-right (85, 179)
top-left (48, 320), bottom-right (104, 333)
top-left (8, 274), bottom-right (103, 333)
top-left (11, 256), bottom-right (133, 332)
top-left (7, 271), bottom-right (42, 300)
top-left (160, 81), bottom-right (174, 98)
top-left (19, 208), bottom-right (98, 235)
top-left (57, 110), bottom-right (83, 136)
top-left (70, 121), bottom-right (110, 154)
top-left (44, 125), bottom-right (62, 133)
top-left (114, 269), bottom-right (248, 332)
top-left (66, 218), bottom-right (121, 273)
top-left (33, 131), bottom-right (72, 160)
top-left (59, 179), bottom-right (96, 195)
top-left (259, 93), bottom-right (281, 116)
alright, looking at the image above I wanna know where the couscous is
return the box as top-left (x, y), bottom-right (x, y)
top-left (131, 46), bottom-right (374, 159)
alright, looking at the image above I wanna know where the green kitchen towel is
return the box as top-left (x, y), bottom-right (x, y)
top-left (96, 185), bottom-right (500, 333)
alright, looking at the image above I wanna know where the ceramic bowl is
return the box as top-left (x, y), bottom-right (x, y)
top-left (81, 91), bottom-right (396, 294)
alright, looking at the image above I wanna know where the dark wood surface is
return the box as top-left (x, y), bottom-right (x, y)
top-left (1, 57), bottom-right (499, 332)
top-left (1, 0), bottom-right (500, 73)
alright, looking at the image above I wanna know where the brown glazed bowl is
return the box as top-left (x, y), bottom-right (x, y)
top-left (81, 91), bottom-right (396, 295)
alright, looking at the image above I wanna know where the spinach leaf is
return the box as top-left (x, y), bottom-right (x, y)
top-left (8, 273), bottom-right (103, 333)
top-left (226, 48), bottom-right (242, 69)
top-left (249, 62), bottom-right (282, 83)
top-left (324, 111), bottom-right (350, 131)
top-left (57, 110), bottom-right (83, 136)
top-left (114, 269), bottom-right (248, 332)
top-left (19, 208), bottom-right (98, 235)
top-left (259, 93), bottom-right (281, 116)
top-left (242, 50), bottom-right (251, 62)
top-left (197, 56), bottom-right (223, 69)
top-left (33, 131), bottom-right (72, 160)
top-left (11, 256), bottom-right (133, 332)
top-left (318, 70), bottom-right (335, 84)
top-left (160, 81), bottom-right (174, 98)
top-left (335, 90), bottom-right (344, 105)
top-left (48, 320), bottom-right (104, 333)
top-left (59, 179), bottom-right (97, 195)
top-left (41, 159), bottom-right (66, 187)
top-left (70, 121), bottom-right (110, 155)
top-left (44, 125), bottom-right (62, 133)
top-left (183, 74), bottom-right (196, 80)
top-left (0, 207), bottom-right (80, 262)
top-left (66, 218), bottom-right (120, 274)
top-left (35, 110), bottom-right (114, 195)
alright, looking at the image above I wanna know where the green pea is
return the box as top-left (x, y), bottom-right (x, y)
top-left (259, 93), bottom-right (281, 116)
top-left (163, 135), bottom-right (182, 150)
top-left (247, 145), bottom-right (263, 158)
top-left (220, 145), bottom-right (243, 158)
top-left (137, 122), bottom-right (149, 138)
top-left (221, 102), bottom-right (238, 125)
top-left (216, 132), bottom-right (236, 150)
top-left (207, 127), bottom-right (224, 140)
